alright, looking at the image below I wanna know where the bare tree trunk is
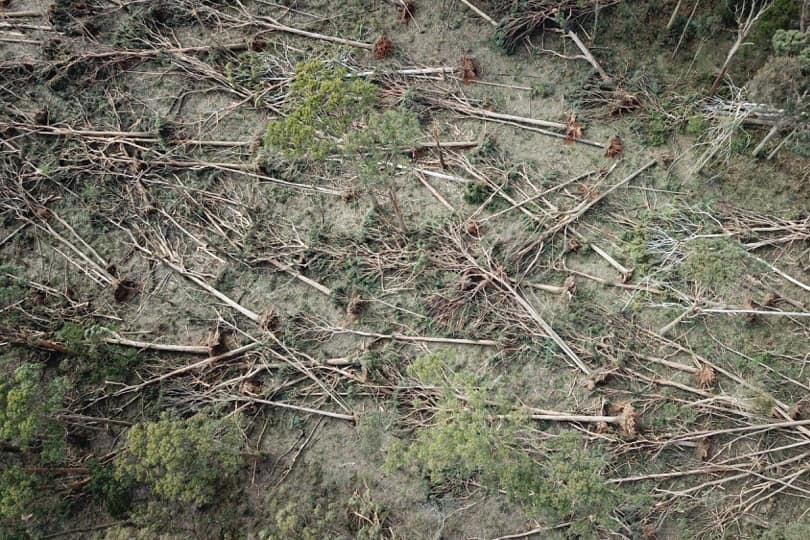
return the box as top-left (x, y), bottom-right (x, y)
top-left (802, 0), bottom-right (810, 32)
top-left (710, 0), bottom-right (774, 96)
top-left (667, 0), bottom-right (686, 29)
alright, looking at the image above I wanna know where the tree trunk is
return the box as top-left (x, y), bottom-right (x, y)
top-left (667, 0), bottom-right (685, 29)
top-left (802, 0), bottom-right (810, 32)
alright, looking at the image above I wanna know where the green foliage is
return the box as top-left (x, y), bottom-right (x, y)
top-left (469, 134), bottom-right (499, 162)
top-left (116, 411), bottom-right (244, 505)
top-left (259, 482), bottom-right (389, 540)
top-left (685, 115), bottom-right (709, 137)
top-left (56, 322), bottom-right (86, 350)
top-left (638, 112), bottom-right (671, 147)
top-left (96, 501), bottom-right (187, 540)
top-left (772, 29), bottom-right (810, 70)
top-left (56, 322), bottom-right (141, 383)
top-left (464, 181), bottom-right (493, 205)
top-left (259, 478), bottom-right (356, 540)
top-left (773, 29), bottom-right (810, 56)
top-left (347, 487), bottom-right (389, 539)
top-left (622, 222), bottom-right (655, 276)
top-left (350, 108), bottom-right (422, 189)
top-left (761, 514), bottom-right (810, 539)
top-left (531, 82), bottom-right (555, 98)
top-left (752, 0), bottom-right (803, 44)
top-left (520, 432), bottom-right (622, 536)
top-left (389, 352), bottom-right (622, 533)
top-left (225, 52), bottom-right (266, 91)
top-left (0, 362), bottom-right (69, 462)
top-left (0, 265), bottom-right (25, 307)
top-left (722, 0), bottom-right (801, 45)
top-left (260, 499), bottom-right (341, 540)
top-left (651, 402), bottom-right (698, 430)
top-left (90, 463), bottom-right (133, 518)
top-left (264, 60), bottom-right (377, 159)
top-left (665, 15), bottom-right (695, 45)
top-left (681, 237), bottom-right (752, 293)
top-left (0, 465), bottom-right (35, 525)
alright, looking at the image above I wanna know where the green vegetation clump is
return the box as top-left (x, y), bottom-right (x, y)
top-left (685, 114), bottom-right (709, 137)
top-left (56, 322), bottom-right (141, 383)
top-left (638, 112), bottom-right (672, 147)
top-left (722, 0), bottom-right (802, 46)
top-left (225, 52), bottom-right (268, 92)
top-left (772, 29), bottom-right (810, 72)
top-left (259, 499), bottom-right (342, 540)
top-left (259, 481), bottom-right (388, 540)
top-left (761, 515), bottom-right (810, 539)
top-left (681, 237), bottom-right (751, 293)
top-left (90, 463), bottom-right (133, 518)
top-left (0, 465), bottom-right (35, 527)
top-left (0, 362), bottom-right (69, 463)
top-left (463, 181), bottom-right (494, 205)
top-left (388, 352), bottom-right (623, 534)
top-left (264, 60), bottom-right (377, 159)
top-left (116, 411), bottom-right (244, 505)
top-left (531, 82), bottom-right (555, 98)
top-left (772, 29), bottom-right (810, 56)
top-left (0, 265), bottom-right (25, 306)
top-left (350, 108), bottom-right (421, 184)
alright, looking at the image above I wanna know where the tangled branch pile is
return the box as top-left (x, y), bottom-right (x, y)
top-left (486, 0), bottom-right (622, 53)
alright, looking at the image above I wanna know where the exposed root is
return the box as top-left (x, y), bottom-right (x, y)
top-left (374, 36), bottom-right (393, 59)
top-left (458, 55), bottom-right (480, 83)
top-left (605, 135), bottom-right (624, 158)
top-left (693, 366), bottom-right (717, 389)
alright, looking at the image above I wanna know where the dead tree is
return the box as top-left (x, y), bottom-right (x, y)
top-left (710, 0), bottom-right (775, 96)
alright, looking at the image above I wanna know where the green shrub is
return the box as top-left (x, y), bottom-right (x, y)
top-left (55, 323), bottom-right (142, 383)
top-left (264, 60), bottom-right (377, 159)
top-left (762, 515), bottom-right (810, 539)
top-left (0, 362), bottom-right (69, 462)
top-left (685, 115), bottom-right (709, 137)
top-left (531, 82), bottom-right (555, 98)
top-left (0, 465), bottom-right (35, 525)
top-left (722, 0), bottom-right (801, 45)
top-left (259, 481), bottom-right (349, 540)
top-left (116, 411), bottom-right (244, 505)
top-left (56, 322), bottom-right (86, 351)
top-left (639, 113), bottom-right (671, 147)
top-left (773, 29), bottom-right (809, 55)
top-left (388, 352), bottom-right (623, 534)
top-left (520, 432), bottom-right (622, 536)
top-left (681, 237), bottom-right (752, 293)
top-left (464, 181), bottom-right (493, 205)
top-left (349, 108), bottom-right (422, 190)
top-left (90, 463), bottom-right (133, 518)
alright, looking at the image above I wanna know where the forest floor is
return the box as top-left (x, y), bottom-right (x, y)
top-left (1, 0), bottom-right (810, 539)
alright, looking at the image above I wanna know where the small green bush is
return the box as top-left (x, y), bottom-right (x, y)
top-left (773, 29), bottom-right (809, 55)
top-left (685, 115), bottom-right (709, 137)
top-left (0, 362), bottom-right (69, 462)
top-left (681, 237), bottom-right (752, 293)
top-left (639, 113), bottom-right (671, 147)
top-left (464, 181), bottom-right (497, 206)
top-left (531, 82), bottom-right (555, 98)
top-left (761, 515), bottom-right (810, 539)
top-left (349, 108), bottom-right (422, 189)
top-left (0, 465), bottom-right (35, 525)
top-left (264, 60), bottom-right (377, 159)
top-left (90, 463), bottom-right (133, 518)
top-left (388, 352), bottom-right (623, 534)
top-left (116, 411), bottom-right (244, 505)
